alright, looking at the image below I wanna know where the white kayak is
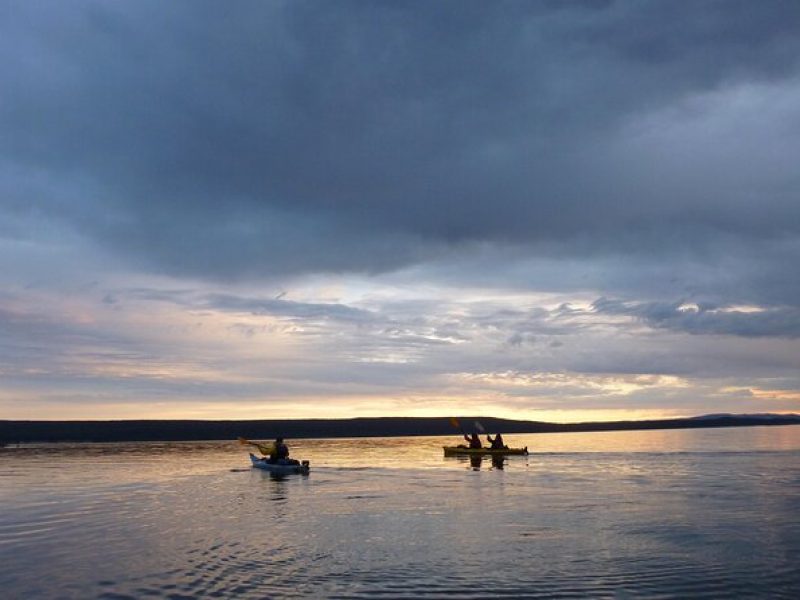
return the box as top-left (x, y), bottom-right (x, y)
top-left (249, 453), bottom-right (310, 475)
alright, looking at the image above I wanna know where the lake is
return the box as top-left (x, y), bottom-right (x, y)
top-left (2, 426), bottom-right (799, 598)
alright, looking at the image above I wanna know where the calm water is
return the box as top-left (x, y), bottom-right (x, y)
top-left (2, 426), bottom-right (799, 599)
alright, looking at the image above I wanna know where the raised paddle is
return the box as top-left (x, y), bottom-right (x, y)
top-left (450, 417), bottom-right (480, 447)
top-left (449, 417), bottom-right (467, 436)
top-left (238, 436), bottom-right (275, 456)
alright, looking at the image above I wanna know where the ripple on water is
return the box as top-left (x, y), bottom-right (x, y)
top-left (2, 435), bottom-right (800, 598)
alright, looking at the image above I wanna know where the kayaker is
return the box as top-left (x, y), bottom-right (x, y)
top-left (487, 433), bottom-right (507, 450)
top-left (269, 437), bottom-right (290, 461)
top-left (463, 432), bottom-right (482, 449)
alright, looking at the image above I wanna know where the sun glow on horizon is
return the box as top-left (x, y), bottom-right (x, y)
top-left (0, 388), bottom-right (713, 424)
top-left (2, 268), bottom-right (798, 423)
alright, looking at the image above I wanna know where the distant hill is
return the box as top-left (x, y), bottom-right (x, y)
top-left (2, 413), bottom-right (799, 444)
top-left (690, 413), bottom-right (800, 421)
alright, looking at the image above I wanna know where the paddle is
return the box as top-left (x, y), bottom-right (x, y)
top-left (449, 417), bottom-right (467, 437)
top-left (238, 436), bottom-right (275, 456)
top-left (450, 417), bottom-right (480, 447)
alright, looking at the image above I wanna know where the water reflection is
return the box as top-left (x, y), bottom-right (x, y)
top-left (450, 454), bottom-right (508, 471)
top-left (263, 474), bottom-right (288, 497)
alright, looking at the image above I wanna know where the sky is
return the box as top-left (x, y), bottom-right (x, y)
top-left (2, 0), bottom-right (800, 422)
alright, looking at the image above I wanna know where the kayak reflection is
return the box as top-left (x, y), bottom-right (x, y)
top-left (463, 454), bottom-right (506, 471)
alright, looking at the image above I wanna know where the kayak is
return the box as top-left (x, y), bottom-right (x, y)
top-left (249, 453), bottom-right (310, 474)
top-left (443, 446), bottom-right (528, 456)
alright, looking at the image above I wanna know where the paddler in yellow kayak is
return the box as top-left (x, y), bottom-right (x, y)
top-left (486, 433), bottom-right (508, 450)
top-left (463, 432), bottom-right (483, 449)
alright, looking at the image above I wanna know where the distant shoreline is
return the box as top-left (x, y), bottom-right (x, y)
top-left (2, 414), bottom-right (799, 444)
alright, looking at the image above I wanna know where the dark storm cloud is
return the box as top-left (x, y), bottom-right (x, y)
top-left (2, 0), bottom-right (800, 287)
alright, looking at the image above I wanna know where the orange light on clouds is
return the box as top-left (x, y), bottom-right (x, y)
top-left (450, 371), bottom-right (690, 396)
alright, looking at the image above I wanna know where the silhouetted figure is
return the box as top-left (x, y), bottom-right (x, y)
top-left (464, 432), bottom-right (482, 449)
top-left (269, 437), bottom-right (292, 462)
top-left (487, 433), bottom-right (507, 450)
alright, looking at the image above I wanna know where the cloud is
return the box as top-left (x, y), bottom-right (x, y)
top-left (2, 1), bottom-right (800, 290)
top-left (200, 293), bottom-right (374, 323)
top-left (2, 2), bottom-right (800, 419)
top-left (2, 276), bottom-right (799, 419)
top-left (592, 297), bottom-right (800, 339)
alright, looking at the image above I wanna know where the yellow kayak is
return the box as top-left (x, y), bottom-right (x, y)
top-left (443, 445), bottom-right (528, 456)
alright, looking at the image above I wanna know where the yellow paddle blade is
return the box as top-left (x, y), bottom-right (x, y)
top-left (256, 443), bottom-right (275, 455)
top-left (449, 417), bottom-right (460, 429)
top-left (237, 437), bottom-right (275, 455)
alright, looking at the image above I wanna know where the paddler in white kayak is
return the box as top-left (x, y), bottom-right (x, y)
top-left (267, 437), bottom-right (301, 465)
top-left (238, 436), bottom-right (310, 473)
